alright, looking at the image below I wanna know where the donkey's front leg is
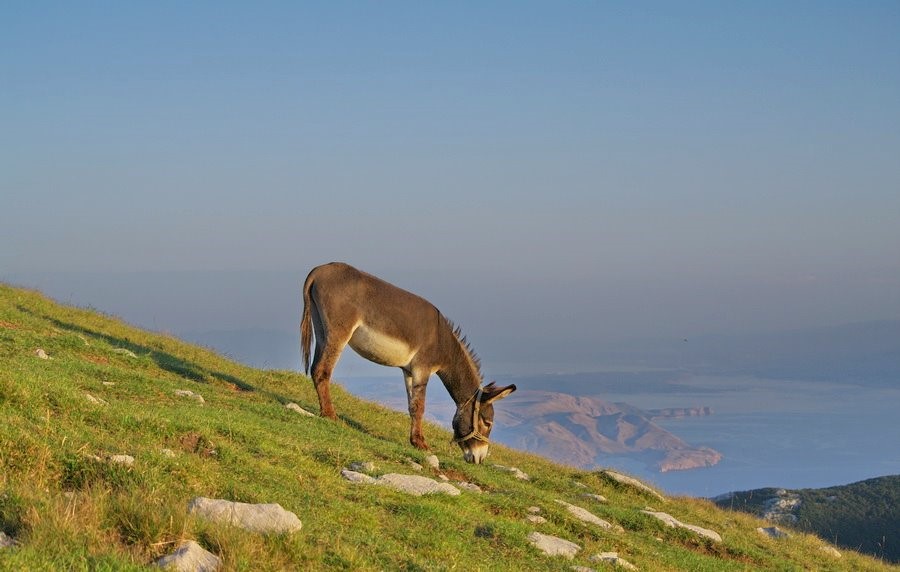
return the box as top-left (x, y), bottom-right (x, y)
top-left (404, 371), bottom-right (429, 450)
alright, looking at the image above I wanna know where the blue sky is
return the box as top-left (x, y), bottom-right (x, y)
top-left (3, 2), bottom-right (899, 373)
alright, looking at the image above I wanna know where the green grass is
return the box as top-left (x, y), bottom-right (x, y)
top-left (0, 283), bottom-right (895, 571)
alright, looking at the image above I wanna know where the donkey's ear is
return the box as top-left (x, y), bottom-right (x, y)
top-left (481, 383), bottom-right (516, 404)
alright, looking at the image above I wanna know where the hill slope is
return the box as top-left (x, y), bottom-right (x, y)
top-left (714, 476), bottom-right (900, 563)
top-left (0, 283), bottom-right (892, 571)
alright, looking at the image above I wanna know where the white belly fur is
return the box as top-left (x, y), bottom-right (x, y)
top-left (348, 324), bottom-right (416, 368)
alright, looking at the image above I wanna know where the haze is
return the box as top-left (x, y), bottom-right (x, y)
top-left (3, 3), bottom-right (899, 376)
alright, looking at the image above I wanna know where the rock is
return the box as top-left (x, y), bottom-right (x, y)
top-left (174, 390), bottom-right (205, 404)
top-left (582, 493), bottom-right (608, 503)
top-left (154, 540), bottom-right (221, 571)
top-left (424, 454), bottom-right (440, 470)
top-left (35, 348), bottom-right (50, 359)
top-left (526, 515), bottom-right (547, 524)
top-left (493, 464), bottom-right (530, 480)
top-left (601, 470), bottom-right (665, 502)
top-left (527, 506), bottom-right (542, 514)
top-left (0, 532), bottom-right (15, 548)
top-left (438, 474), bottom-right (449, 482)
top-left (641, 510), bottom-right (721, 542)
top-left (188, 497), bottom-right (302, 534)
top-left (527, 531), bottom-right (580, 559)
top-left (819, 545), bottom-right (842, 558)
top-left (757, 526), bottom-right (790, 539)
top-left (590, 552), bottom-right (638, 570)
top-left (109, 454), bottom-right (135, 467)
top-left (377, 474), bottom-right (461, 497)
top-left (405, 458), bottom-right (424, 471)
top-left (85, 393), bottom-right (107, 405)
top-left (112, 348), bottom-right (138, 358)
top-left (572, 567), bottom-right (596, 572)
top-left (285, 402), bottom-right (315, 417)
top-left (341, 469), bottom-right (377, 484)
top-left (348, 461), bottom-right (376, 473)
top-left (763, 490), bottom-right (801, 523)
top-left (457, 482), bottom-right (482, 493)
top-left (161, 449), bottom-right (176, 458)
top-left (102, 381), bottom-right (116, 386)
top-left (555, 500), bottom-right (622, 532)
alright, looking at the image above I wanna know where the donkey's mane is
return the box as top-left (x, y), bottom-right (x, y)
top-left (442, 316), bottom-right (482, 375)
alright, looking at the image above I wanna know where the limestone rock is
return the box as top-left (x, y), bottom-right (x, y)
top-left (600, 470), bottom-right (665, 502)
top-left (757, 526), bottom-right (790, 539)
top-left (819, 545), bottom-right (842, 558)
top-left (582, 493), bottom-right (608, 503)
top-left (493, 464), bottom-right (530, 480)
top-left (377, 473), bottom-right (461, 496)
top-left (527, 531), bottom-right (580, 559)
top-left (285, 402), bottom-right (315, 417)
top-left (35, 348), bottom-right (50, 359)
top-left (526, 515), bottom-right (547, 524)
top-left (85, 393), bottom-right (107, 405)
top-left (572, 567), bottom-right (596, 572)
top-left (188, 497), bottom-right (302, 534)
top-left (341, 469), bottom-right (377, 484)
top-left (641, 510), bottom-right (721, 542)
top-left (174, 390), bottom-right (205, 404)
top-left (112, 348), bottom-right (138, 358)
top-left (457, 482), bottom-right (482, 493)
top-left (590, 552), bottom-right (638, 570)
top-left (0, 532), bottom-right (15, 548)
top-left (154, 540), bottom-right (221, 571)
top-left (109, 454), bottom-right (135, 467)
top-left (161, 448), bottom-right (176, 458)
top-left (424, 454), bottom-right (440, 470)
top-left (405, 458), bottom-right (424, 471)
top-left (527, 506), bottom-right (542, 514)
top-left (348, 461), bottom-right (376, 473)
top-left (555, 500), bottom-right (622, 532)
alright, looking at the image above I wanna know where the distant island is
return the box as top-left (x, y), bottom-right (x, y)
top-left (493, 390), bottom-right (721, 472)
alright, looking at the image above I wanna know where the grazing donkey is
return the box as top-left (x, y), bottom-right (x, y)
top-left (300, 262), bottom-right (516, 464)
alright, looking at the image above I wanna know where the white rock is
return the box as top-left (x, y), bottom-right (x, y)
top-left (424, 454), bottom-right (440, 470)
top-left (285, 402), bottom-right (315, 417)
top-left (493, 464), bottom-right (530, 480)
top-left (102, 382), bottom-right (116, 386)
top-left (348, 461), bottom-right (376, 473)
top-left (112, 348), bottom-right (138, 358)
top-left (641, 510), bottom-right (721, 542)
top-left (174, 390), bottom-right (205, 404)
top-left (526, 515), bottom-right (547, 524)
top-left (601, 470), bottom-right (665, 502)
top-left (35, 348), bottom-right (50, 359)
top-left (188, 497), bottom-right (302, 534)
top-left (555, 500), bottom-right (623, 532)
top-left (377, 473), bottom-right (461, 497)
top-left (757, 526), bottom-right (790, 539)
top-left (582, 493), bottom-right (608, 503)
top-left (161, 449), bottom-right (176, 458)
top-left (527, 531), bottom-right (581, 559)
top-left (527, 506), bottom-right (542, 514)
top-left (154, 540), bottom-right (221, 571)
top-left (0, 532), bottom-right (15, 549)
top-left (457, 482), bottom-right (482, 493)
top-left (85, 393), bottom-right (107, 405)
top-left (438, 474), bottom-right (449, 482)
top-left (109, 455), bottom-right (135, 467)
top-left (572, 567), bottom-right (596, 572)
top-left (405, 458), bottom-right (424, 471)
top-left (341, 469), bottom-right (377, 484)
top-left (819, 545), bottom-right (842, 558)
top-left (590, 552), bottom-right (638, 570)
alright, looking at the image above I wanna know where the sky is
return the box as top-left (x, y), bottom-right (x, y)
top-left (3, 2), bottom-right (899, 375)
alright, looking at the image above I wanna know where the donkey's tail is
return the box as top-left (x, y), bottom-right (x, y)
top-left (300, 271), bottom-right (315, 375)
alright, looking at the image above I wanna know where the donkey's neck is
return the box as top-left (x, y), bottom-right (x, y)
top-left (435, 321), bottom-right (483, 405)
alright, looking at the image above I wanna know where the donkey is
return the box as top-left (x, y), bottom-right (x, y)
top-left (300, 262), bottom-right (516, 464)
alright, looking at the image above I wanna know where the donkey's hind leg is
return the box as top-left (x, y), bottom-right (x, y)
top-left (309, 305), bottom-right (349, 420)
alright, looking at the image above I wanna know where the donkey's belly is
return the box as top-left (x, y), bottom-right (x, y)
top-left (348, 325), bottom-right (415, 367)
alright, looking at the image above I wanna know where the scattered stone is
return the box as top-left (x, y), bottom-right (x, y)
top-left (341, 469), bottom-right (377, 484)
top-left (35, 348), bottom-right (50, 359)
top-left (438, 474), bottom-right (449, 482)
top-left (0, 532), bottom-right (15, 549)
top-left (456, 482), bottom-right (482, 493)
top-left (285, 402), bottom-right (315, 417)
top-left (527, 531), bottom-right (581, 559)
top-left (819, 545), bottom-right (842, 558)
top-left (405, 458), bottom-right (424, 471)
top-left (377, 474), bottom-right (461, 497)
top-left (555, 500), bottom-right (623, 532)
top-left (348, 461), bottom-right (376, 473)
top-left (763, 490), bottom-right (801, 523)
top-left (112, 348), bottom-right (138, 358)
top-left (424, 454), bottom-right (440, 470)
top-left (188, 497), bottom-right (302, 534)
top-left (154, 540), bottom-right (221, 571)
top-left (590, 552), bottom-right (638, 570)
top-left (493, 464), bottom-right (530, 480)
top-left (641, 510), bottom-right (722, 542)
top-left (102, 381), bottom-right (116, 386)
top-left (85, 393), bottom-right (107, 405)
top-left (600, 470), bottom-right (665, 502)
top-left (582, 493), bottom-right (608, 503)
top-left (757, 526), bottom-right (790, 539)
top-left (109, 454), bottom-right (135, 467)
top-left (526, 515), bottom-right (547, 524)
top-left (572, 567), bottom-right (596, 572)
top-left (527, 506), bottom-right (542, 514)
top-left (574, 482), bottom-right (588, 488)
top-left (174, 390), bottom-right (205, 404)
top-left (161, 448), bottom-right (176, 458)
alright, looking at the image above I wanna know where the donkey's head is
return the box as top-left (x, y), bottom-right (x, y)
top-left (452, 382), bottom-right (516, 464)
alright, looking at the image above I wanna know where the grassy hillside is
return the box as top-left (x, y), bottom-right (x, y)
top-left (0, 283), bottom-right (894, 571)
top-left (715, 476), bottom-right (900, 563)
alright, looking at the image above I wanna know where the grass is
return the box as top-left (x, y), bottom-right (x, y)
top-left (0, 282), bottom-right (895, 571)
